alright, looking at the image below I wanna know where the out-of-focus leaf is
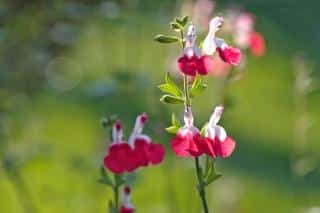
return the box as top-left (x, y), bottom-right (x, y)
top-left (171, 113), bottom-right (181, 127)
top-left (160, 95), bottom-right (184, 104)
top-left (204, 161), bottom-right (222, 186)
top-left (200, 122), bottom-right (208, 136)
top-left (165, 126), bottom-right (180, 134)
top-left (154, 35), bottom-right (180, 43)
top-left (158, 84), bottom-right (182, 97)
top-left (99, 166), bottom-right (113, 186)
top-left (101, 115), bottom-right (117, 128)
top-left (176, 16), bottom-right (188, 27)
top-left (170, 21), bottom-right (183, 32)
top-left (190, 75), bottom-right (207, 97)
top-left (165, 72), bottom-right (182, 94)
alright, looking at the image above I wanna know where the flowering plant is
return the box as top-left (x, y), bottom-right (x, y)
top-left (154, 15), bottom-right (239, 212)
top-left (99, 114), bottom-right (165, 212)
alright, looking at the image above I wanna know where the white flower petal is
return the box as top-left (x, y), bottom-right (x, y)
top-left (209, 16), bottom-right (224, 33)
top-left (215, 125), bottom-right (227, 141)
top-left (214, 38), bottom-right (228, 49)
top-left (186, 24), bottom-right (197, 48)
top-left (209, 105), bottom-right (224, 126)
top-left (202, 33), bottom-right (216, 55)
top-left (205, 125), bottom-right (216, 139)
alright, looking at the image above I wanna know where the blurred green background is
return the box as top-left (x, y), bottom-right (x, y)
top-left (1, 0), bottom-right (320, 212)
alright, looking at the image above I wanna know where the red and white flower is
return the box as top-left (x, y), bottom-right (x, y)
top-left (177, 16), bottom-right (241, 77)
top-left (120, 186), bottom-right (135, 213)
top-left (202, 17), bottom-right (241, 66)
top-left (103, 113), bottom-right (165, 174)
top-left (203, 106), bottom-right (236, 158)
top-left (232, 12), bottom-right (266, 57)
top-left (170, 108), bottom-right (203, 157)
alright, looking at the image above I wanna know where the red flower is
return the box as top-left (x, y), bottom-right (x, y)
top-left (249, 31), bottom-right (265, 57)
top-left (104, 143), bottom-right (132, 174)
top-left (133, 135), bottom-right (165, 167)
top-left (202, 106), bottom-right (236, 158)
top-left (170, 109), bottom-right (204, 157)
top-left (177, 55), bottom-right (198, 76)
top-left (217, 46), bottom-right (241, 66)
top-left (103, 114), bottom-right (165, 174)
top-left (197, 55), bottom-right (214, 75)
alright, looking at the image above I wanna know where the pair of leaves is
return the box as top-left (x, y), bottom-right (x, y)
top-left (153, 16), bottom-right (188, 44)
top-left (170, 16), bottom-right (188, 32)
top-left (165, 113), bottom-right (181, 134)
top-left (203, 157), bottom-right (222, 186)
top-left (159, 72), bottom-right (184, 105)
top-left (98, 166), bottom-right (125, 188)
top-left (190, 75), bottom-right (207, 98)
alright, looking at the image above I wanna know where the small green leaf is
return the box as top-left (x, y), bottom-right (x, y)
top-left (171, 113), bottom-right (181, 127)
top-left (160, 95), bottom-right (184, 104)
top-left (158, 84), bottom-right (182, 97)
top-left (200, 122), bottom-right (208, 136)
top-left (154, 34), bottom-right (180, 43)
top-left (99, 166), bottom-right (113, 186)
top-left (165, 126), bottom-right (180, 134)
top-left (170, 21), bottom-right (183, 32)
top-left (181, 16), bottom-right (188, 26)
top-left (190, 75), bottom-right (207, 97)
top-left (204, 162), bottom-right (222, 186)
top-left (165, 72), bottom-right (182, 94)
top-left (115, 174), bottom-right (125, 187)
top-left (176, 16), bottom-right (188, 27)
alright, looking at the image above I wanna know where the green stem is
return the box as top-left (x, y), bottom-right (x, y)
top-left (195, 157), bottom-right (209, 213)
top-left (113, 175), bottom-right (120, 210)
top-left (179, 27), bottom-right (209, 212)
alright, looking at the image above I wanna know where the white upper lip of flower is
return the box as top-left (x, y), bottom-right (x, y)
top-left (128, 114), bottom-right (148, 146)
top-left (184, 24), bottom-right (201, 58)
top-left (205, 106), bottom-right (227, 142)
top-left (179, 107), bottom-right (199, 136)
top-left (112, 123), bottom-right (123, 143)
top-left (202, 16), bottom-right (229, 55)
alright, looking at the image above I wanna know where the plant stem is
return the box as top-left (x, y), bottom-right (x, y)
top-left (113, 175), bottom-right (120, 210)
top-left (179, 27), bottom-right (209, 212)
top-left (195, 157), bottom-right (209, 213)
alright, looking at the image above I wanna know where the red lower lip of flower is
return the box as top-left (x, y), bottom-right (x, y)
top-left (196, 55), bottom-right (214, 75)
top-left (120, 206), bottom-right (134, 213)
top-left (250, 31), bottom-right (265, 57)
top-left (217, 47), bottom-right (241, 66)
top-left (170, 132), bottom-right (204, 157)
top-left (177, 55), bottom-right (198, 76)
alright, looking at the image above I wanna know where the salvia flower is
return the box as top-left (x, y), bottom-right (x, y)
top-left (170, 106), bottom-right (236, 159)
top-left (177, 16), bottom-right (241, 77)
top-left (104, 113), bottom-right (165, 174)
top-left (203, 106), bottom-right (236, 158)
top-left (120, 186), bottom-right (135, 213)
top-left (233, 12), bottom-right (266, 57)
top-left (170, 107), bottom-right (203, 157)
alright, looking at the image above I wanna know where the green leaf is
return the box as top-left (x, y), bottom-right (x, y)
top-left (115, 174), bottom-right (125, 187)
top-left (165, 126), bottom-right (180, 134)
top-left (99, 166), bottom-right (113, 186)
top-left (171, 113), bottom-right (181, 127)
top-left (158, 84), bottom-right (182, 97)
top-left (204, 162), bottom-right (222, 186)
top-left (200, 122), bottom-right (208, 136)
top-left (176, 16), bottom-right (188, 27)
top-left (160, 95), bottom-right (184, 104)
top-left (190, 75), bottom-right (207, 97)
top-left (170, 21), bottom-right (183, 32)
top-left (154, 34), bottom-right (180, 43)
top-left (181, 16), bottom-right (188, 26)
top-left (165, 72), bottom-right (182, 94)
